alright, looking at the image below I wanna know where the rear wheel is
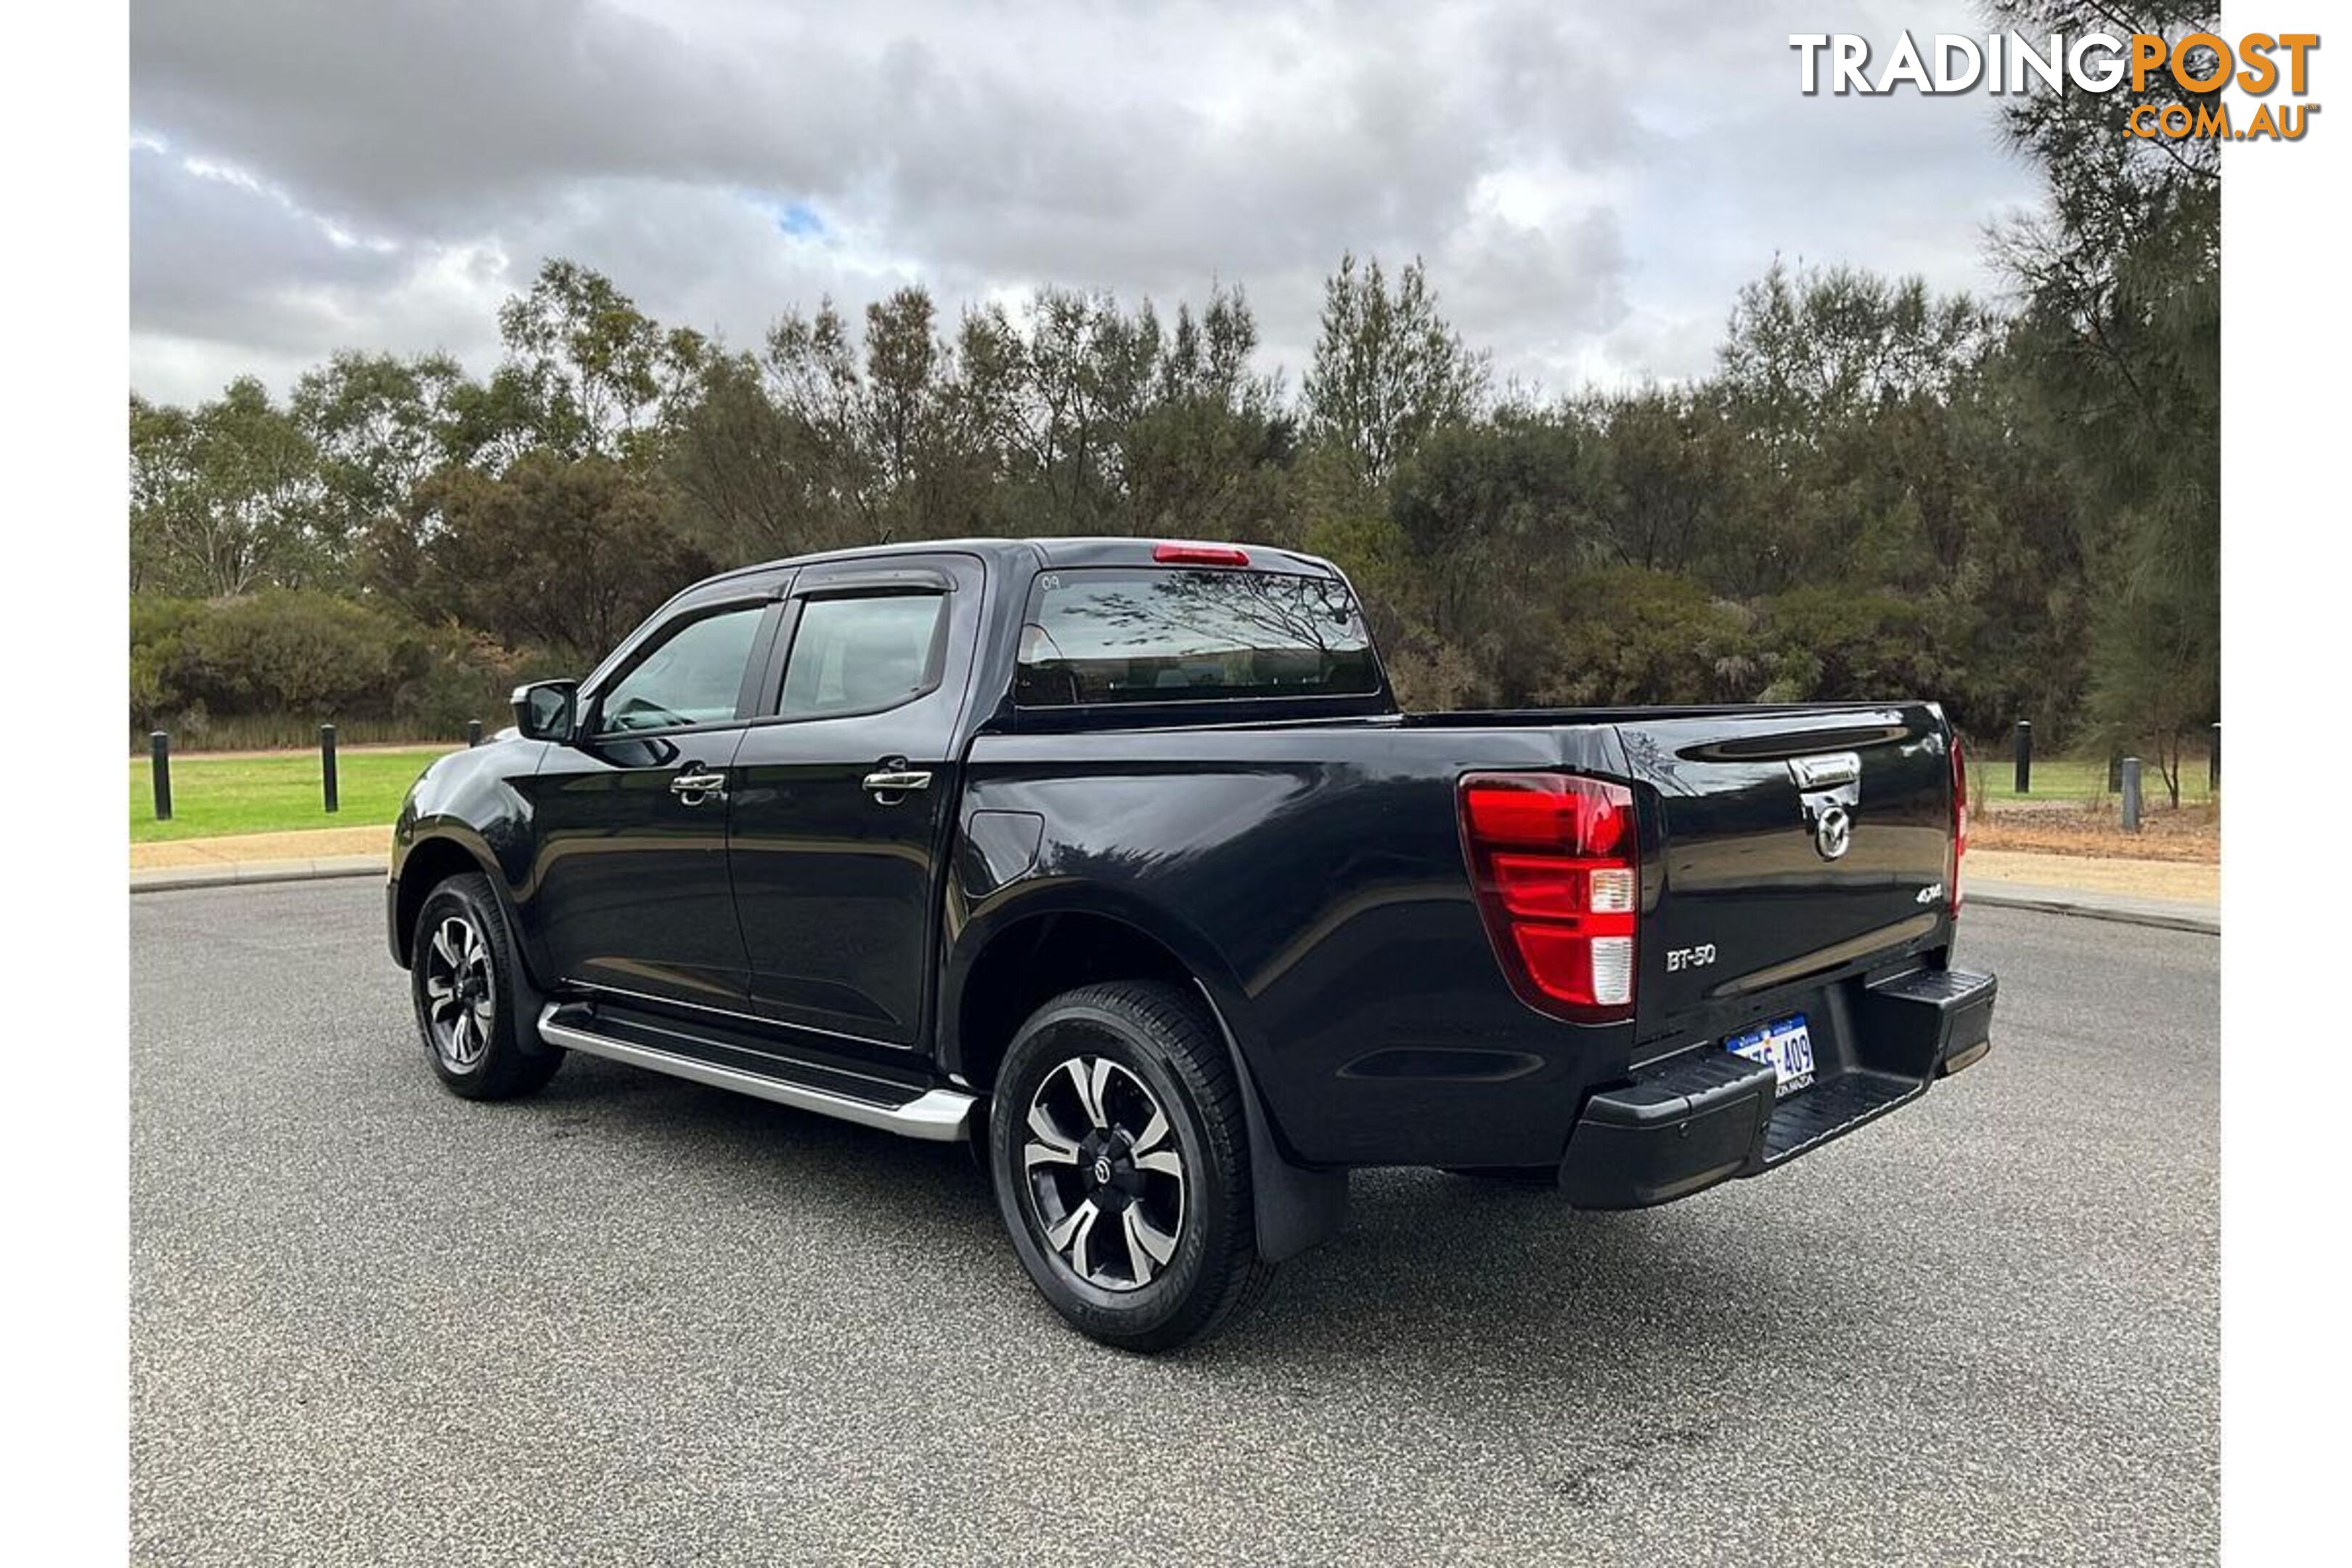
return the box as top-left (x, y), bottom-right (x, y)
top-left (989, 981), bottom-right (1273, 1352)
top-left (408, 873), bottom-right (562, 1101)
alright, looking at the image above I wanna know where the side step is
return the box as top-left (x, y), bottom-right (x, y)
top-left (536, 1004), bottom-right (976, 1143)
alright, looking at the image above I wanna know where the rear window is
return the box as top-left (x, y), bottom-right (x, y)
top-left (1016, 566), bottom-right (1380, 707)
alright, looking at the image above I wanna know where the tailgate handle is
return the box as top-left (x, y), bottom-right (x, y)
top-left (1787, 752), bottom-right (1861, 790)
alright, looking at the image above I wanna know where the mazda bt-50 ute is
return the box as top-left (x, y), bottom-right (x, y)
top-left (388, 537), bottom-right (1996, 1350)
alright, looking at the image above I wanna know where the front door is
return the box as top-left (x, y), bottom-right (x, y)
top-left (520, 597), bottom-right (780, 1010)
top-left (725, 555), bottom-right (981, 1050)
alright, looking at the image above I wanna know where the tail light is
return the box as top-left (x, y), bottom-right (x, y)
top-left (1948, 733), bottom-right (1968, 915)
top-left (1458, 772), bottom-right (1639, 1024)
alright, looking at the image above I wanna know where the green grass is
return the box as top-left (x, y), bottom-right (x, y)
top-left (1969, 751), bottom-right (2216, 805)
top-left (130, 746), bottom-right (452, 843)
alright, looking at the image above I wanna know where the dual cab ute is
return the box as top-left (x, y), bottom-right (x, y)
top-left (389, 537), bottom-right (1996, 1349)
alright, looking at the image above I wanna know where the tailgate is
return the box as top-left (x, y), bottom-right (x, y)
top-left (1614, 706), bottom-right (1954, 1038)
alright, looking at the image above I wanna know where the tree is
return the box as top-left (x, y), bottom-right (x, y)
top-left (1989, 1), bottom-right (2219, 764)
top-left (1122, 287), bottom-right (1296, 542)
top-left (1386, 410), bottom-right (1608, 701)
top-left (492, 258), bottom-right (679, 462)
top-left (371, 452), bottom-right (714, 663)
top-left (1719, 261), bottom-right (1998, 432)
top-left (128, 379), bottom-right (324, 595)
top-left (122, 238), bottom-right (2173, 755)
top-left (1302, 254), bottom-right (1488, 490)
top-left (1578, 387), bottom-right (1746, 578)
top-left (292, 349), bottom-right (470, 547)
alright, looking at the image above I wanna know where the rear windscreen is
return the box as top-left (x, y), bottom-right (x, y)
top-left (1015, 566), bottom-right (1380, 707)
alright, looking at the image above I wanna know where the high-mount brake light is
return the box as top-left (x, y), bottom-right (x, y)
top-left (1949, 733), bottom-right (1968, 915)
top-left (1458, 772), bottom-right (1639, 1024)
top-left (1151, 542), bottom-right (1251, 567)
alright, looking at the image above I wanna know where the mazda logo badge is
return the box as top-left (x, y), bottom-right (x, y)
top-left (1790, 751), bottom-right (1861, 862)
top-left (1814, 804), bottom-right (1853, 861)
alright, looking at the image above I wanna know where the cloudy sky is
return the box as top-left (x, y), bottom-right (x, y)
top-left (128, 0), bottom-right (2038, 407)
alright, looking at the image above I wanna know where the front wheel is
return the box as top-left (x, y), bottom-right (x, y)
top-left (989, 980), bottom-right (1273, 1352)
top-left (408, 873), bottom-right (563, 1101)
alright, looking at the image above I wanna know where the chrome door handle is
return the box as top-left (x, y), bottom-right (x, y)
top-left (862, 769), bottom-right (933, 797)
top-left (670, 769), bottom-right (729, 805)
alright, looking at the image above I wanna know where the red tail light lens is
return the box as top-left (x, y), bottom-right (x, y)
top-left (1949, 733), bottom-right (1968, 915)
top-left (1458, 773), bottom-right (1639, 1023)
top-left (1152, 542), bottom-right (1251, 567)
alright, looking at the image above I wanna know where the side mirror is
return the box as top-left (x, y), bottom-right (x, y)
top-left (512, 680), bottom-right (579, 743)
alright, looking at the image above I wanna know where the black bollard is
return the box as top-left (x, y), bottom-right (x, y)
top-left (2210, 723), bottom-right (2220, 792)
top-left (467, 719), bottom-right (483, 748)
top-left (321, 724), bottom-right (339, 814)
top-left (2013, 721), bottom-right (2033, 795)
top-left (150, 731), bottom-right (172, 821)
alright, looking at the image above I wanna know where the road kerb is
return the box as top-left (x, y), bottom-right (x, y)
top-left (1968, 880), bottom-right (2218, 934)
top-left (130, 855), bottom-right (384, 895)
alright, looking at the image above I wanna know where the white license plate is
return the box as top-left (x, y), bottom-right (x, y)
top-left (1726, 1013), bottom-right (1816, 1095)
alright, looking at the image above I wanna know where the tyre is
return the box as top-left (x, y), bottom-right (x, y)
top-left (408, 872), bottom-right (563, 1102)
top-left (989, 980), bottom-right (1273, 1352)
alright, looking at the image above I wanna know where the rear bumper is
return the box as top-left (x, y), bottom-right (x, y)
top-left (1558, 966), bottom-right (1996, 1209)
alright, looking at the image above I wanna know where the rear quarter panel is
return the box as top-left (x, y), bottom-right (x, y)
top-left (949, 722), bottom-right (1638, 1167)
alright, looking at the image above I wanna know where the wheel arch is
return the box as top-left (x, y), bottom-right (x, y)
top-left (392, 834), bottom-right (494, 966)
top-left (947, 893), bottom-right (1347, 1263)
top-left (945, 894), bottom-right (1245, 1093)
top-left (391, 823), bottom-right (536, 982)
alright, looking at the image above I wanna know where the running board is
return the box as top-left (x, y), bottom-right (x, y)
top-left (536, 1005), bottom-right (976, 1142)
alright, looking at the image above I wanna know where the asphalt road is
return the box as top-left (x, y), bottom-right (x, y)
top-left (131, 885), bottom-right (2217, 1567)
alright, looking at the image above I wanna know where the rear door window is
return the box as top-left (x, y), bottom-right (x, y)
top-left (779, 593), bottom-right (949, 717)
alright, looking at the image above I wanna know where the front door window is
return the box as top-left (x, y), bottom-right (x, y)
top-left (597, 605), bottom-right (767, 734)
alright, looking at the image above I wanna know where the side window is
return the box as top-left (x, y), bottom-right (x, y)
top-left (595, 605), bottom-right (766, 734)
top-left (779, 593), bottom-right (947, 717)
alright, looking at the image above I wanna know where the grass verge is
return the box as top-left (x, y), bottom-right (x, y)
top-left (1969, 751), bottom-right (2216, 806)
top-left (130, 746), bottom-right (449, 843)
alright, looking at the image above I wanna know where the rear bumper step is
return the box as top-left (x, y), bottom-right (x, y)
top-left (1557, 966), bottom-right (1995, 1209)
top-left (536, 1003), bottom-right (976, 1142)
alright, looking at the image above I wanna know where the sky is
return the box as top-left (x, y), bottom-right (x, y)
top-left (128, 0), bottom-right (2041, 407)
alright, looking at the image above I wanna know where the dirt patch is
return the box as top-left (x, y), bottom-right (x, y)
top-left (130, 824), bottom-right (392, 870)
top-left (1969, 849), bottom-right (2217, 904)
top-left (1974, 797), bottom-right (2218, 864)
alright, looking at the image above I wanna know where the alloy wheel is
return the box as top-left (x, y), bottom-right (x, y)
top-left (1023, 1054), bottom-right (1187, 1291)
top-left (421, 913), bottom-right (495, 1071)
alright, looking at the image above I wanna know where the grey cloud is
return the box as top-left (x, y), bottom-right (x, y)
top-left (131, 143), bottom-right (413, 357)
top-left (128, 0), bottom-right (2035, 404)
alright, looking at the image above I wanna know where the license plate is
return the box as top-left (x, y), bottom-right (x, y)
top-left (1726, 1013), bottom-right (1816, 1095)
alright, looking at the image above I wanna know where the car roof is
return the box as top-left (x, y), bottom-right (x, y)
top-left (691, 536), bottom-right (1342, 593)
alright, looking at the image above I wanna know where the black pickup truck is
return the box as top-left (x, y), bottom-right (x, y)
top-left (388, 536), bottom-right (1996, 1349)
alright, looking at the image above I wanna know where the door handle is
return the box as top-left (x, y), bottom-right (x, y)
top-left (671, 769), bottom-right (729, 806)
top-left (862, 768), bottom-right (933, 799)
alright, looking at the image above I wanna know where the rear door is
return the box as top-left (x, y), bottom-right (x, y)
top-left (1614, 705), bottom-right (1954, 1034)
top-left (724, 553), bottom-right (984, 1050)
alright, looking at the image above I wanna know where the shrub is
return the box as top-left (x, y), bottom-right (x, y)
top-left (129, 589), bottom-right (516, 744)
